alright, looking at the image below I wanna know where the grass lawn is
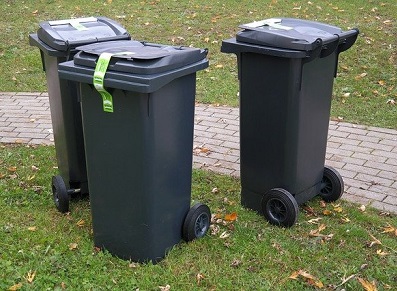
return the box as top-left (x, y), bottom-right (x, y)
top-left (0, 0), bottom-right (396, 128)
top-left (0, 144), bottom-right (396, 289)
top-left (1, 0), bottom-right (397, 290)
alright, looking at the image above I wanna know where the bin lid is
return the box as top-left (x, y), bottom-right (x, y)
top-left (236, 18), bottom-right (343, 51)
top-left (35, 16), bottom-right (130, 51)
top-left (58, 40), bottom-right (209, 93)
top-left (73, 40), bottom-right (207, 75)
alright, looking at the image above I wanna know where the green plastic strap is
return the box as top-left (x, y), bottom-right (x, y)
top-left (93, 52), bottom-right (114, 113)
top-left (93, 52), bottom-right (136, 113)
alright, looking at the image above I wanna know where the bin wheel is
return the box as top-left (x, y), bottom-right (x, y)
top-left (261, 188), bottom-right (298, 228)
top-left (183, 203), bottom-right (211, 242)
top-left (51, 175), bottom-right (70, 213)
top-left (319, 166), bottom-right (344, 202)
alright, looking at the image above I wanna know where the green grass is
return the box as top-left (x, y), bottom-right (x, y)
top-left (1, 144), bottom-right (396, 290)
top-left (0, 0), bottom-right (396, 128)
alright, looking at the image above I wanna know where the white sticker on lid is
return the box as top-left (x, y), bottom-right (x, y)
top-left (48, 17), bottom-right (98, 27)
top-left (242, 18), bottom-right (293, 30)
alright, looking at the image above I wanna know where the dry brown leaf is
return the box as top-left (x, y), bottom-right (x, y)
top-left (219, 231), bottom-right (230, 239)
top-left (333, 204), bottom-right (343, 213)
top-left (376, 249), bottom-right (389, 256)
top-left (69, 243), bottom-right (78, 250)
top-left (8, 283), bottom-right (23, 290)
top-left (159, 285), bottom-right (171, 291)
top-left (27, 226), bottom-right (37, 231)
top-left (196, 273), bottom-right (204, 285)
top-left (231, 259), bottom-right (242, 268)
top-left (308, 218), bottom-right (322, 224)
top-left (323, 209), bottom-right (332, 216)
top-left (341, 216), bottom-right (351, 223)
top-left (76, 219), bottom-right (85, 227)
top-left (357, 277), bottom-right (377, 291)
top-left (224, 212), bottom-right (238, 222)
top-left (26, 270), bottom-right (36, 283)
top-left (8, 166), bottom-right (17, 172)
top-left (367, 234), bottom-right (382, 248)
top-left (355, 72), bottom-right (367, 80)
top-left (289, 270), bottom-right (324, 288)
top-left (382, 224), bottom-right (397, 236)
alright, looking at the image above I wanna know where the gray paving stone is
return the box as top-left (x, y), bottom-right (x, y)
top-left (1, 93), bottom-right (396, 214)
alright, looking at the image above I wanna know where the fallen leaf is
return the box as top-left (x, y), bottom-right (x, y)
top-left (308, 218), bottom-right (322, 224)
top-left (381, 224), bottom-right (397, 236)
top-left (230, 259), bottom-right (242, 268)
top-left (0, 173), bottom-right (6, 179)
top-left (211, 187), bottom-right (219, 193)
top-left (376, 249), bottom-right (389, 256)
top-left (8, 283), bottom-right (23, 290)
top-left (341, 216), bottom-right (351, 223)
top-left (289, 270), bottom-right (324, 288)
top-left (26, 270), bottom-right (36, 283)
top-left (196, 273), bottom-right (204, 285)
top-left (355, 72), bottom-right (367, 80)
top-left (69, 243), bottom-right (78, 250)
top-left (76, 219), bottom-right (85, 227)
top-left (224, 212), bottom-right (238, 222)
top-left (220, 231), bottom-right (230, 239)
top-left (31, 165), bottom-right (39, 171)
top-left (28, 226), bottom-right (37, 231)
top-left (357, 277), bottom-right (377, 291)
top-left (378, 80), bottom-right (386, 86)
top-left (367, 234), bottom-right (382, 248)
top-left (333, 204), bottom-right (343, 213)
top-left (215, 64), bottom-right (224, 68)
top-left (323, 209), bottom-right (332, 216)
top-left (210, 224), bottom-right (220, 235)
top-left (129, 262), bottom-right (138, 268)
top-left (159, 285), bottom-right (171, 291)
top-left (8, 166), bottom-right (17, 172)
top-left (386, 99), bottom-right (396, 105)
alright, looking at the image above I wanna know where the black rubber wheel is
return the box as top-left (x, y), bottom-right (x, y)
top-left (319, 165), bottom-right (344, 202)
top-left (51, 175), bottom-right (70, 213)
top-left (182, 203), bottom-right (211, 242)
top-left (261, 188), bottom-right (299, 228)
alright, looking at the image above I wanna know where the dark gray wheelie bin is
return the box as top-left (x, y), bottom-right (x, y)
top-left (29, 17), bottom-right (130, 213)
top-left (221, 18), bottom-right (359, 227)
top-left (58, 40), bottom-right (210, 262)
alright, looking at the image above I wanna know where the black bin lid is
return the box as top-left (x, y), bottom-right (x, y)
top-left (236, 18), bottom-right (343, 51)
top-left (73, 40), bottom-right (207, 75)
top-left (36, 16), bottom-right (130, 51)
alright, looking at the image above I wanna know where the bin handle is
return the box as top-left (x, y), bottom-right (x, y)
top-left (317, 34), bottom-right (340, 58)
top-left (333, 28), bottom-right (359, 77)
top-left (337, 28), bottom-right (360, 53)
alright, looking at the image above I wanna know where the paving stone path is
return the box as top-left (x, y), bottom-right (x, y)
top-left (1, 92), bottom-right (396, 213)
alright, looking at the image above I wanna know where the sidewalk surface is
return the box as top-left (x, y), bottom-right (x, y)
top-left (1, 92), bottom-right (397, 214)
